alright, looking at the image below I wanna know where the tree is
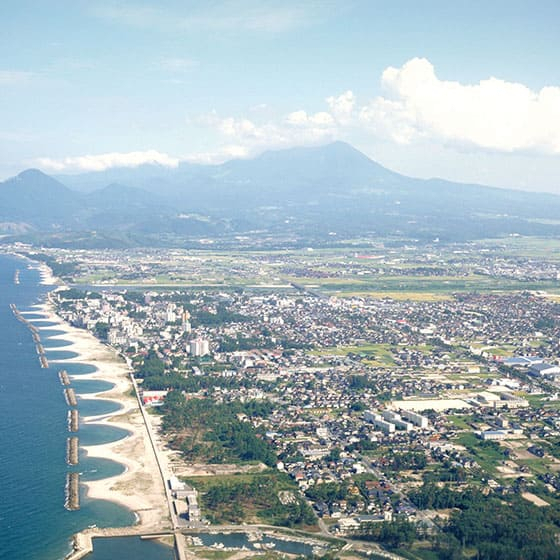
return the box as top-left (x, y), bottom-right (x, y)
top-left (94, 322), bottom-right (110, 340)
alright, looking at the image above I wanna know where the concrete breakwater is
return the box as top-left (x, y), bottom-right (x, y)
top-left (36, 343), bottom-right (49, 368)
top-left (10, 304), bottom-right (49, 368)
top-left (68, 409), bottom-right (79, 432)
top-left (65, 388), bottom-right (78, 407)
top-left (64, 532), bottom-right (93, 560)
top-left (65, 472), bottom-right (80, 510)
top-left (67, 437), bottom-right (79, 465)
top-left (59, 370), bottom-right (71, 386)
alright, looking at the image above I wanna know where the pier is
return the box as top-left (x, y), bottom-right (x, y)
top-left (65, 472), bottom-right (80, 511)
top-left (64, 388), bottom-right (77, 407)
top-left (67, 437), bottom-right (79, 465)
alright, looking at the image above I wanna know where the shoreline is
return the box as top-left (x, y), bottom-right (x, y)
top-left (31, 300), bottom-right (171, 532)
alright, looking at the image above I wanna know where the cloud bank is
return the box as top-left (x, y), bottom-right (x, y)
top-left (199, 58), bottom-right (560, 158)
top-left (37, 150), bottom-right (179, 172)
top-left (360, 57), bottom-right (560, 154)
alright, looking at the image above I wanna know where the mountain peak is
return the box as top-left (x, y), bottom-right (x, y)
top-left (17, 168), bottom-right (52, 180)
top-left (250, 141), bottom-right (391, 174)
top-left (5, 168), bottom-right (72, 193)
top-left (257, 140), bottom-right (366, 160)
top-left (0, 167), bottom-right (79, 226)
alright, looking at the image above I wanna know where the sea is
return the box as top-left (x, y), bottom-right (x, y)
top-left (0, 254), bottom-right (174, 560)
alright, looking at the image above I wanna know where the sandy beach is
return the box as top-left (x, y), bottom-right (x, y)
top-left (27, 300), bottom-right (170, 531)
top-left (37, 263), bottom-right (59, 286)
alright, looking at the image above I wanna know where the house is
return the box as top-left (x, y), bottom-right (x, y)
top-left (141, 390), bottom-right (168, 406)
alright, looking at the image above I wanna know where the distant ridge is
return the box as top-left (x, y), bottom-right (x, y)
top-left (2, 142), bottom-right (560, 246)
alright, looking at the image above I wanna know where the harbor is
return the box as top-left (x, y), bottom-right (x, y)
top-left (65, 529), bottom-right (177, 560)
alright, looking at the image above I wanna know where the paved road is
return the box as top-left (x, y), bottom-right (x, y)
top-left (130, 373), bottom-right (187, 560)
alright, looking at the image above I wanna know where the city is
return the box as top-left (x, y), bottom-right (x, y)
top-left (18, 241), bottom-right (560, 559)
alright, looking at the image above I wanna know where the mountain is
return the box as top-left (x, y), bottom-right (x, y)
top-left (0, 169), bottom-right (81, 227)
top-left (55, 163), bottom-right (198, 194)
top-left (58, 142), bottom-right (401, 207)
top-left (3, 142), bottom-right (560, 246)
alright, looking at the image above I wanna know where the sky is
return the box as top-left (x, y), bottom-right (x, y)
top-left (1, 0), bottom-right (560, 193)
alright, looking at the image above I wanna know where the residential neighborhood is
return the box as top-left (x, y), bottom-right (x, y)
top-left (37, 243), bottom-right (560, 551)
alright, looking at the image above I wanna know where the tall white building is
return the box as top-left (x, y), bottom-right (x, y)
top-left (189, 337), bottom-right (210, 357)
top-left (182, 310), bottom-right (192, 333)
top-left (165, 303), bottom-right (177, 323)
top-left (364, 410), bottom-right (396, 434)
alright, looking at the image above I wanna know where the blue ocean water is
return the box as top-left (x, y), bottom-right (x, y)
top-left (64, 363), bottom-right (99, 376)
top-left (71, 380), bottom-right (115, 394)
top-left (46, 350), bottom-right (80, 360)
top-left (77, 398), bottom-right (123, 418)
top-left (0, 254), bottom-right (172, 560)
top-left (42, 338), bottom-right (74, 348)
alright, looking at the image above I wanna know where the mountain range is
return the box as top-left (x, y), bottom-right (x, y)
top-left (1, 141), bottom-right (560, 248)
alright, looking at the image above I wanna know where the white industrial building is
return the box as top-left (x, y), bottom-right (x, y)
top-left (364, 410), bottom-right (396, 434)
top-left (400, 409), bottom-right (429, 429)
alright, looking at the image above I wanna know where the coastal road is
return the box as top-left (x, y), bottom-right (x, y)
top-left (130, 373), bottom-right (177, 525)
top-left (129, 373), bottom-right (188, 560)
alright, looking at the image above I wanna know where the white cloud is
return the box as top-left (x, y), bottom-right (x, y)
top-left (37, 150), bottom-right (179, 172)
top-left (204, 110), bottom-right (338, 157)
top-left (219, 117), bottom-right (262, 139)
top-left (326, 90), bottom-right (355, 123)
top-left (190, 94), bottom-right (348, 160)
top-left (193, 60), bottom-right (560, 161)
top-left (286, 110), bottom-right (334, 126)
top-left (360, 57), bottom-right (560, 154)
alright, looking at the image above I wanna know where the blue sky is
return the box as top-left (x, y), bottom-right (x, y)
top-left (2, 0), bottom-right (560, 192)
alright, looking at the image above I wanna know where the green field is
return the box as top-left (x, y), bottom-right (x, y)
top-left (454, 433), bottom-right (508, 476)
top-left (311, 343), bottom-right (397, 366)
